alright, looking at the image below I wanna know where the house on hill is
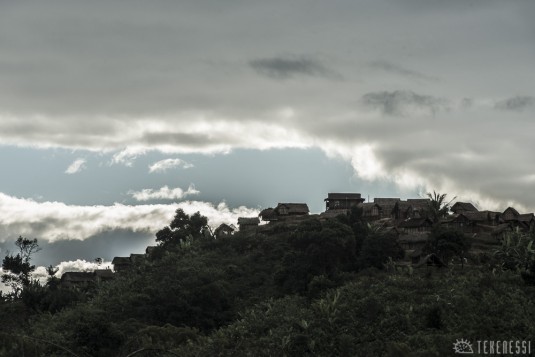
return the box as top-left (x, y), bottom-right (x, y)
top-left (392, 199), bottom-right (430, 220)
top-left (260, 203), bottom-right (310, 222)
top-left (324, 193), bottom-right (364, 211)
top-left (112, 256), bottom-right (132, 272)
top-left (361, 202), bottom-right (381, 220)
top-left (275, 203), bottom-right (309, 216)
top-left (60, 269), bottom-right (114, 288)
top-left (60, 272), bottom-right (95, 288)
top-left (214, 223), bottom-right (236, 238)
top-left (237, 217), bottom-right (260, 231)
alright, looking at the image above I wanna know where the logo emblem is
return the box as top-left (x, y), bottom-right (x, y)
top-left (453, 339), bottom-right (474, 354)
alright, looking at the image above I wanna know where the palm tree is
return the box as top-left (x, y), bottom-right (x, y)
top-left (426, 191), bottom-right (456, 224)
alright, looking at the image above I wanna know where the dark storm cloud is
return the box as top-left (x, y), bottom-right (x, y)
top-left (361, 90), bottom-right (449, 116)
top-left (249, 56), bottom-right (338, 80)
top-left (369, 60), bottom-right (437, 82)
top-left (494, 96), bottom-right (535, 112)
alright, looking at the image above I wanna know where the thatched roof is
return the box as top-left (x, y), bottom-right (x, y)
top-left (462, 211), bottom-right (492, 222)
top-left (259, 208), bottom-right (278, 221)
top-left (325, 193), bottom-right (363, 201)
top-left (451, 202), bottom-right (478, 213)
top-left (503, 207), bottom-right (520, 217)
top-left (275, 203), bottom-right (309, 215)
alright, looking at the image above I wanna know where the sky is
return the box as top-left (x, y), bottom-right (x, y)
top-left (1, 0), bottom-right (535, 280)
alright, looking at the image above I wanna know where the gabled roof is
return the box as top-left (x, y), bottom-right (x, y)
top-left (451, 202), bottom-right (478, 213)
top-left (275, 203), bottom-right (309, 215)
top-left (503, 207), bottom-right (520, 217)
top-left (214, 223), bottom-right (235, 235)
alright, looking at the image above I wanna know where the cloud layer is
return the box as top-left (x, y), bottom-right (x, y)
top-left (1, 1), bottom-right (534, 211)
top-left (0, 192), bottom-right (258, 243)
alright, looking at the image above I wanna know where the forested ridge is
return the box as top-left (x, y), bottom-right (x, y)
top-left (2, 206), bottom-right (535, 356)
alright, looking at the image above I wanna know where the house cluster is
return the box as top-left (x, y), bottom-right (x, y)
top-left (232, 192), bottom-right (535, 265)
top-left (231, 192), bottom-right (535, 236)
top-left (58, 192), bottom-right (535, 287)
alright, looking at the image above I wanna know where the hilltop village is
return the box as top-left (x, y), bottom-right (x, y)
top-left (60, 192), bottom-right (535, 287)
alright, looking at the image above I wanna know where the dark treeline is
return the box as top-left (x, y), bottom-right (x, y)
top-left (1, 204), bottom-right (535, 356)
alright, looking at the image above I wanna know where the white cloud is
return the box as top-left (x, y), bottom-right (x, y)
top-left (110, 147), bottom-right (147, 167)
top-left (129, 184), bottom-right (200, 201)
top-left (0, 192), bottom-right (258, 243)
top-left (149, 158), bottom-right (193, 173)
top-left (65, 158), bottom-right (86, 174)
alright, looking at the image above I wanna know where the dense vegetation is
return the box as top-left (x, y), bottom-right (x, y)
top-left (1, 207), bottom-right (535, 356)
